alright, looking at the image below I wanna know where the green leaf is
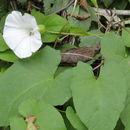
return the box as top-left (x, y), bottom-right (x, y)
top-left (0, 50), bottom-right (18, 62)
top-left (111, 0), bottom-right (128, 9)
top-left (50, 0), bottom-right (69, 14)
top-left (0, 34), bottom-right (8, 51)
top-left (67, 6), bottom-right (91, 31)
top-left (0, 46), bottom-right (71, 126)
top-left (80, 30), bottom-right (101, 47)
top-left (69, 27), bottom-right (90, 36)
top-left (59, 44), bottom-right (76, 51)
top-left (71, 62), bottom-right (127, 130)
top-left (62, 113), bottom-right (76, 130)
top-left (101, 32), bottom-right (130, 77)
top-left (101, 33), bottom-right (130, 130)
top-left (44, 0), bottom-right (55, 15)
top-left (10, 116), bottom-right (27, 130)
top-left (121, 28), bottom-right (130, 47)
top-left (44, 0), bottom-right (69, 15)
top-left (101, 32), bottom-right (126, 62)
top-left (16, 99), bottom-right (67, 130)
top-left (0, 15), bottom-right (6, 33)
top-left (43, 69), bottom-right (72, 105)
top-left (32, 10), bottom-right (68, 42)
top-left (120, 56), bottom-right (130, 130)
top-left (0, 0), bottom-right (8, 18)
top-left (90, 0), bottom-right (98, 7)
top-left (66, 106), bottom-right (87, 130)
top-left (103, 0), bottom-right (114, 7)
top-left (121, 99), bottom-right (130, 130)
top-left (32, 10), bottom-right (91, 40)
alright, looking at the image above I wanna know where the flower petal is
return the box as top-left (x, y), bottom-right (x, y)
top-left (3, 11), bottom-right (42, 59)
top-left (30, 35), bottom-right (42, 52)
top-left (3, 27), bottom-right (27, 50)
top-left (22, 13), bottom-right (38, 30)
top-left (4, 11), bottom-right (24, 28)
top-left (14, 37), bottom-right (32, 58)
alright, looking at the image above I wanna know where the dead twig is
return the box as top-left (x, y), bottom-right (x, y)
top-left (27, 0), bottom-right (32, 13)
top-left (93, 7), bottom-right (130, 16)
top-left (10, 0), bottom-right (17, 10)
top-left (93, 7), bottom-right (127, 29)
top-left (32, 4), bottom-right (41, 10)
top-left (93, 60), bottom-right (104, 71)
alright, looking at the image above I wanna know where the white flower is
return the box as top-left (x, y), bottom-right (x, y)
top-left (3, 11), bottom-right (42, 58)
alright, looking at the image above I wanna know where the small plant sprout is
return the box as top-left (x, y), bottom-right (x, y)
top-left (3, 11), bottom-right (43, 58)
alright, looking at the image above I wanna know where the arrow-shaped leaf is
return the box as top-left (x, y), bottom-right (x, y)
top-left (71, 62), bottom-right (127, 130)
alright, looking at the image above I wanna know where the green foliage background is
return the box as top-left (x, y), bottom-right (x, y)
top-left (1, 0), bottom-right (130, 130)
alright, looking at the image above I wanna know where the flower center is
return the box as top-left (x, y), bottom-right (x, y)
top-left (28, 28), bottom-right (34, 36)
top-left (29, 31), bottom-right (34, 36)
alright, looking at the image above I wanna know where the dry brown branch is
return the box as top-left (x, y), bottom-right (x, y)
top-left (93, 60), bottom-right (104, 71)
top-left (93, 7), bottom-right (130, 16)
top-left (10, 0), bottom-right (17, 10)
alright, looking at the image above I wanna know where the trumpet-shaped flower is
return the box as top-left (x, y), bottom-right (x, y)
top-left (3, 11), bottom-right (42, 58)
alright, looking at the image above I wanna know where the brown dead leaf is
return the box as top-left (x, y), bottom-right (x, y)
top-left (61, 45), bottom-right (100, 63)
top-left (70, 13), bottom-right (90, 20)
top-left (25, 115), bottom-right (39, 130)
top-left (78, 0), bottom-right (89, 11)
top-left (25, 115), bottom-right (36, 123)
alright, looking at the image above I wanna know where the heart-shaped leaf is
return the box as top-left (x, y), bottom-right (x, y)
top-left (71, 62), bottom-right (127, 130)
top-left (0, 46), bottom-right (71, 126)
top-left (121, 28), bottom-right (130, 47)
top-left (32, 10), bottom-right (68, 43)
top-left (10, 99), bottom-right (67, 130)
top-left (66, 106), bottom-right (87, 130)
top-left (101, 32), bottom-right (126, 62)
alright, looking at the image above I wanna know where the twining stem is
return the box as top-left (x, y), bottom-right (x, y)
top-left (46, 30), bottom-right (103, 37)
top-left (53, 23), bottom-right (68, 48)
top-left (54, 35), bottom-right (69, 48)
top-left (46, 30), bottom-right (83, 36)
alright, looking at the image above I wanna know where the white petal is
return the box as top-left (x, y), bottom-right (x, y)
top-left (30, 35), bottom-right (42, 52)
top-left (3, 11), bottom-right (42, 59)
top-left (22, 13), bottom-right (38, 29)
top-left (14, 37), bottom-right (32, 58)
top-left (34, 31), bottom-right (42, 40)
top-left (4, 11), bottom-right (23, 28)
top-left (3, 26), bottom-right (27, 50)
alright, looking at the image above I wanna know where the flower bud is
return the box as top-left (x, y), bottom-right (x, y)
top-left (38, 25), bottom-right (46, 34)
